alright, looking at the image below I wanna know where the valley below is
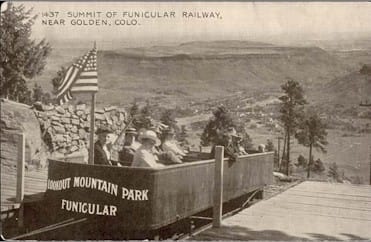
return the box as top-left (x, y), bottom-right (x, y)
top-left (31, 39), bottom-right (371, 183)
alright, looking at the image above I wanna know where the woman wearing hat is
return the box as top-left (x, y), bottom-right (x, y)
top-left (131, 130), bottom-right (165, 168)
top-left (94, 126), bottom-right (113, 165)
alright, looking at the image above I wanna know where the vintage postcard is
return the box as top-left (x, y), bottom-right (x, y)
top-left (1, 1), bottom-right (371, 240)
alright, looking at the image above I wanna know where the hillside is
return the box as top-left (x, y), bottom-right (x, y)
top-left (32, 40), bottom-right (357, 106)
top-left (307, 70), bottom-right (371, 106)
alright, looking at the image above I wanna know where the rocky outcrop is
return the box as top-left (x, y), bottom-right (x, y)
top-left (1, 99), bottom-right (48, 168)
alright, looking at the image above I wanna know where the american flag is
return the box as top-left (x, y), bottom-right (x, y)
top-left (56, 48), bottom-right (98, 104)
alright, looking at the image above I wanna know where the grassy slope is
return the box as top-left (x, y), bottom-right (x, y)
top-left (320, 72), bottom-right (371, 105)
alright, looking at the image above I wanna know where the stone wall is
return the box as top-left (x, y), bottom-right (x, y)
top-left (33, 102), bottom-right (128, 157)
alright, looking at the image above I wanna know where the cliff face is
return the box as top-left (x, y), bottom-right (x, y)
top-left (0, 99), bottom-right (47, 168)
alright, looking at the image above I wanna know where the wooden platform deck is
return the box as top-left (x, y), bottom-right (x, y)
top-left (191, 181), bottom-right (371, 241)
top-left (1, 165), bottom-right (47, 213)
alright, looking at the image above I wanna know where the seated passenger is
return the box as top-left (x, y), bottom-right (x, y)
top-left (132, 130), bottom-right (165, 168)
top-left (119, 127), bottom-right (141, 163)
top-left (210, 127), bottom-right (245, 162)
top-left (232, 134), bottom-right (248, 155)
top-left (161, 128), bottom-right (188, 159)
top-left (94, 127), bottom-right (113, 165)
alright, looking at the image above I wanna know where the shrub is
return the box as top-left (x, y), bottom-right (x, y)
top-left (266, 139), bottom-right (275, 152)
top-left (312, 158), bottom-right (325, 173)
top-left (295, 154), bottom-right (307, 168)
top-left (200, 106), bottom-right (235, 146)
top-left (328, 162), bottom-right (341, 182)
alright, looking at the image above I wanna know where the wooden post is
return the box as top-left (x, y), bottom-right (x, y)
top-left (16, 133), bottom-right (25, 203)
top-left (213, 146), bottom-right (224, 228)
top-left (88, 93), bottom-right (96, 165)
top-left (16, 133), bottom-right (25, 228)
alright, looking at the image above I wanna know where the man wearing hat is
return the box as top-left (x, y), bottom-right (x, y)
top-left (118, 127), bottom-right (141, 164)
top-left (94, 126), bottom-right (113, 165)
top-left (210, 127), bottom-right (247, 162)
top-left (124, 127), bottom-right (141, 149)
top-left (161, 128), bottom-right (187, 159)
top-left (132, 130), bottom-right (165, 168)
top-left (228, 127), bottom-right (248, 155)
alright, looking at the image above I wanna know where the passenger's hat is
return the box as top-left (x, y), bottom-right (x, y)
top-left (125, 127), bottom-right (137, 135)
top-left (138, 130), bottom-right (161, 146)
top-left (96, 126), bottom-right (112, 134)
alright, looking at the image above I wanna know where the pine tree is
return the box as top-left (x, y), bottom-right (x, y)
top-left (0, 3), bottom-right (51, 102)
top-left (296, 110), bottom-right (328, 178)
top-left (279, 79), bottom-right (307, 175)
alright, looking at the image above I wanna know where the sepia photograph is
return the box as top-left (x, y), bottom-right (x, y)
top-left (1, 1), bottom-right (371, 240)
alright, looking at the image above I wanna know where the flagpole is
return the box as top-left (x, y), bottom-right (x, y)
top-left (89, 93), bottom-right (96, 164)
top-left (89, 41), bottom-right (97, 165)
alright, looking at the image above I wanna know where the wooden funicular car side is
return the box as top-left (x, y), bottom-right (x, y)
top-left (44, 152), bottom-right (273, 231)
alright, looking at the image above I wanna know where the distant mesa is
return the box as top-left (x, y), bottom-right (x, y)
top-left (31, 39), bottom-right (368, 106)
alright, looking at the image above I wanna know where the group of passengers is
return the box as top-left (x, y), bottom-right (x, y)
top-left (94, 126), bottom-right (187, 168)
top-left (94, 125), bottom-right (263, 168)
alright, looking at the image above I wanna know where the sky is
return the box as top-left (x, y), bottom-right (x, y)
top-left (3, 2), bottom-right (371, 47)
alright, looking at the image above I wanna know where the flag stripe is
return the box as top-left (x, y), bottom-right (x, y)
top-left (75, 79), bottom-right (98, 84)
top-left (80, 71), bottom-right (97, 77)
top-left (71, 86), bottom-right (98, 92)
top-left (57, 68), bottom-right (80, 97)
top-left (58, 66), bottom-right (74, 91)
